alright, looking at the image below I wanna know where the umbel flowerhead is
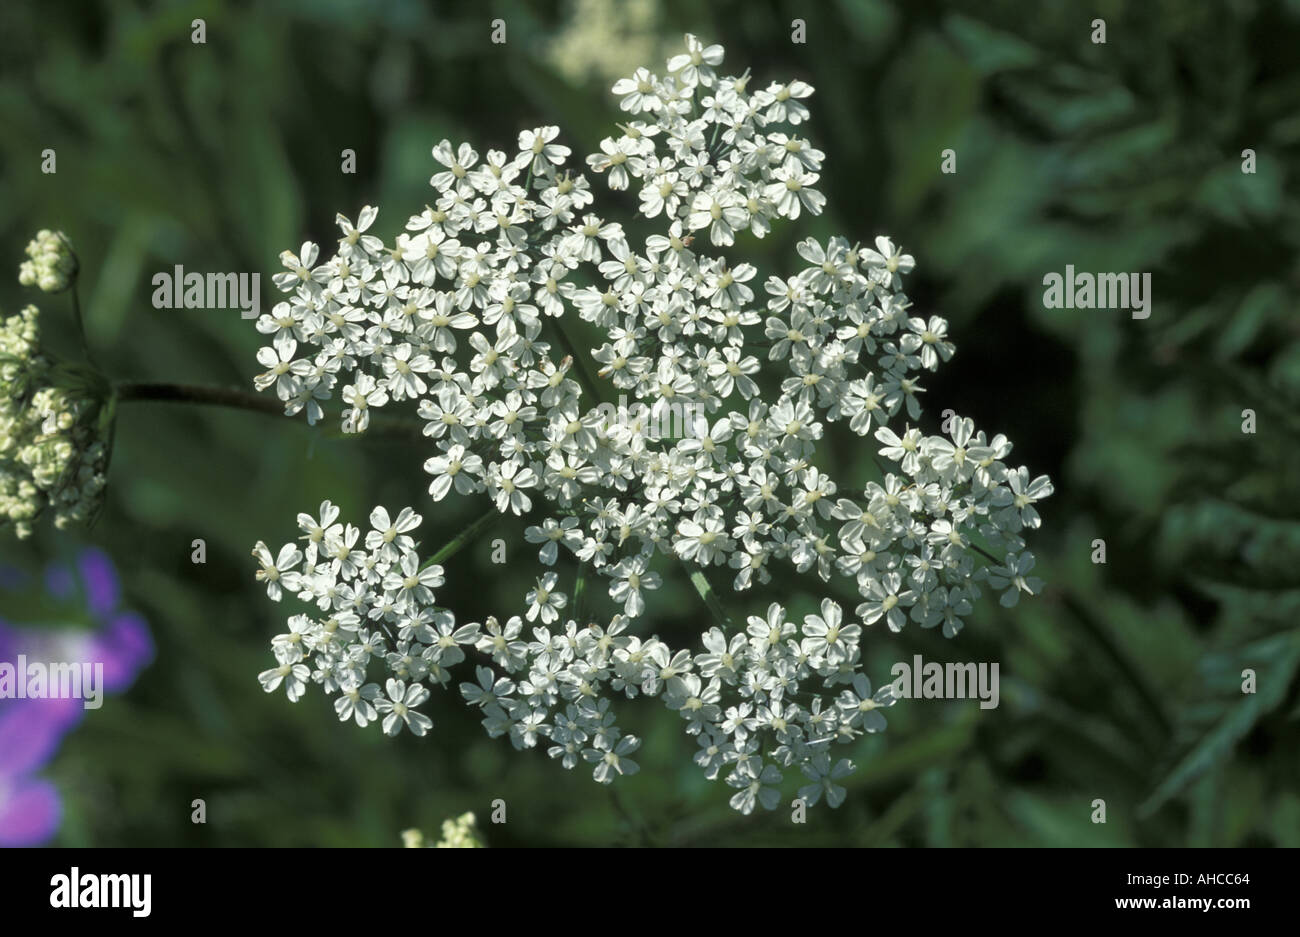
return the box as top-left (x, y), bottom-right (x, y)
top-left (250, 34), bottom-right (1053, 815)
top-left (400, 812), bottom-right (484, 848)
top-left (0, 302), bottom-right (111, 540)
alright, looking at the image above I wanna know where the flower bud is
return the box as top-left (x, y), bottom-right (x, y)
top-left (17, 229), bottom-right (77, 294)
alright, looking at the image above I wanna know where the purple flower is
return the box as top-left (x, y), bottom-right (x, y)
top-left (0, 702), bottom-right (64, 847)
top-left (0, 548), bottom-right (153, 847)
top-left (78, 549), bottom-right (121, 618)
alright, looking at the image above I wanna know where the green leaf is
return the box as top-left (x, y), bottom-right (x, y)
top-left (1139, 631), bottom-right (1300, 815)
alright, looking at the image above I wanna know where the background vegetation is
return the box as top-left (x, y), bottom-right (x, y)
top-left (2, 0), bottom-right (1298, 846)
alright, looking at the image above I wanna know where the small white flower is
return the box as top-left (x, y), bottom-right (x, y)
top-left (366, 505), bottom-right (422, 558)
top-left (798, 754), bottom-right (854, 808)
top-left (526, 571), bottom-right (568, 624)
top-left (518, 126), bottom-right (571, 175)
top-left (985, 552), bottom-right (1045, 608)
top-left (335, 681), bottom-right (382, 727)
top-left (259, 646), bottom-right (311, 701)
top-left (252, 541), bottom-right (302, 601)
top-left (584, 734), bottom-right (641, 783)
top-left (488, 459), bottom-right (538, 515)
top-left (607, 554), bottom-right (661, 618)
top-left (376, 678), bottom-right (434, 736)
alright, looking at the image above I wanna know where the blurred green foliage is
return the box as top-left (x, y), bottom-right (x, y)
top-left (1, 0), bottom-right (1298, 846)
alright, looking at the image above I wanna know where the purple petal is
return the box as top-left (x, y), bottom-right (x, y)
top-left (0, 702), bottom-right (71, 779)
top-left (77, 549), bottom-right (120, 618)
top-left (36, 698), bottom-right (87, 737)
top-left (3, 626), bottom-right (97, 719)
top-left (0, 777), bottom-right (62, 847)
top-left (87, 613), bottom-right (154, 692)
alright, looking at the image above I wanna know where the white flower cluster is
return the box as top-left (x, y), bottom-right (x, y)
top-left (251, 35), bottom-right (1052, 814)
top-left (1, 304), bottom-right (109, 540)
top-left (401, 812), bottom-right (484, 848)
top-left (17, 230), bottom-right (77, 293)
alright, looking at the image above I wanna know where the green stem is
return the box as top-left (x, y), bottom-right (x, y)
top-left (546, 317), bottom-right (605, 404)
top-left (574, 562), bottom-right (589, 622)
top-left (115, 380), bottom-right (284, 415)
top-left (686, 565), bottom-right (733, 629)
top-left (958, 527), bottom-right (1010, 567)
top-left (69, 284), bottom-right (97, 369)
top-left (422, 507), bottom-right (501, 569)
top-left (113, 381), bottom-right (425, 440)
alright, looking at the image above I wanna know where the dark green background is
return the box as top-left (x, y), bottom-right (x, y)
top-left (2, 0), bottom-right (1298, 846)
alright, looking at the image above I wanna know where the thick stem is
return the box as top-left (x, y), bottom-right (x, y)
top-left (115, 381), bottom-right (284, 415)
top-left (966, 539), bottom-right (1004, 566)
top-left (114, 381), bottom-right (426, 440)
